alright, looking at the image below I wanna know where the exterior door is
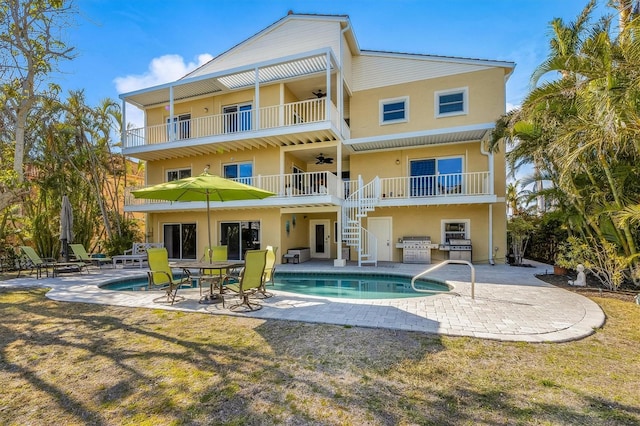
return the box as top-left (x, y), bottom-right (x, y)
top-left (163, 223), bottom-right (196, 260)
top-left (220, 222), bottom-right (240, 260)
top-left (309, 219), bottom-right (330, 259)
top-left (166, 114), bottom-right (191, 140)
top-left (220, 221), bottom-right (261, 260)
top-left (368, 217), bottom-right (392, 262)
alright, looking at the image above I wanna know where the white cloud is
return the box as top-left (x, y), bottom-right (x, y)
top-left (506, 102), bottom-right (519, 112)
top-left (114, 53), bottom-right (213, 128)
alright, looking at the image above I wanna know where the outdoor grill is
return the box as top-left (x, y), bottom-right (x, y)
top-left (447, 238), bottom-right (472, 262)
top-left (398, 236), bottom-right (432, 264)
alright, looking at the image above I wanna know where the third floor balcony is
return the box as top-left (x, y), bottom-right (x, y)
top-left (123, 98), bottom-right (349, 161)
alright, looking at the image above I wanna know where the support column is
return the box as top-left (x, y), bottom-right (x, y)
top-left (335, 144), bottom-right (346, 267)
top-left (254, 67), bottom-right (260, 130)
top-left (168, 86), bottom-right (175, 142)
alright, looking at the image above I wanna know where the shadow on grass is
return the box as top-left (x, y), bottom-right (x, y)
top-left (1, 288), bottom-right (639, 424)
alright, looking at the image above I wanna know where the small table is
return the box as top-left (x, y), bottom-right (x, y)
top-left (112, 254), bottom-right (147, 268)
top-left (170, 260), bottom-right (244, 304)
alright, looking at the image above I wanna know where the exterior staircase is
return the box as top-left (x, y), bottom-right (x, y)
top-left (342, 176), bottom-right (380, 266)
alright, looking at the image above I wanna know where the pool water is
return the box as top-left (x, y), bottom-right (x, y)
top-left (272, 273), bottom-right (448, 299)
top-left (100, 273), bottom-right (449, 300)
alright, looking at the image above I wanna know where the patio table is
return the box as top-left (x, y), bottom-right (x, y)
top-left (170, 260), bottom-right (244, 304)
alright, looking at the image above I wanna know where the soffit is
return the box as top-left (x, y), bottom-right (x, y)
top-left (346, 124), bottom-right (493, 152)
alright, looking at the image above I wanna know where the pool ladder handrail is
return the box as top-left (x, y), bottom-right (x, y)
top-left (411, 260), bottom-right (476, 299)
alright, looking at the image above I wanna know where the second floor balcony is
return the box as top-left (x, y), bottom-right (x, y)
top-left (124, 170), bottom-right (495, 212)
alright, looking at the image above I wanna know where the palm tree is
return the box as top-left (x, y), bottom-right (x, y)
top-left (491, 1), bottom-right (640, 282)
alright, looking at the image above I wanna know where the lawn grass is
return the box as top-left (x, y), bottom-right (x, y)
top-left (1, 287), bottom-right (639, 425)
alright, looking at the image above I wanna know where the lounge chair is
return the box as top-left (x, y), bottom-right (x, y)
top-left (69, 244), bottom-right (112, 268)
top-left (18, 246), bottom-right (89, 278)
top-left (222, 249), bottom-right (267, 311)
top-left (146, 247), bottom-right (191, 305)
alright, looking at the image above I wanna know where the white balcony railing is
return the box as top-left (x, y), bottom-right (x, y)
top-left (379, 172), bottom-right (491, 198)
top-left (125, 171), bottom-right (338, 207)
top-left (124, 98), bottom-right (331, 149)
top-left (125, 171), bottom-right (492, 208)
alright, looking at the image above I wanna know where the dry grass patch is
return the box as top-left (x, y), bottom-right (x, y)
top-left (0, 287), bottom-right (639, 425)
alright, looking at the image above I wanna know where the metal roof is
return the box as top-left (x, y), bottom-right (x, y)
top-left (121, 52), bottom-right (332, 109)
top-left (345, 123), bottom-right (495, 152)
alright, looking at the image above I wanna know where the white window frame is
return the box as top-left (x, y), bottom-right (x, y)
top-left (379, 96), bottom-right (409, 125)
top-left (223, 161), bottom-right (253, 185)
top-left (440, 219), bottom-right (470, 244)
top-left (434, 87), bottom-right (468, 118)
top-left (166, 167), bottom-right (191, 182)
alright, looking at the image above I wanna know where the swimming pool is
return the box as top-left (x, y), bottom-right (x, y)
top-left (99, 272), bottom-right (449, 300)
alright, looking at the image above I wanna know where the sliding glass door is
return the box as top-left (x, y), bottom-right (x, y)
top-left (163, 223), bottom-right (197, 259)
top-left (220, 221), bottom-right (261, 260)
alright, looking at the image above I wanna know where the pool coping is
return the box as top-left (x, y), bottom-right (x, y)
top-left (0, 259), bottom-right (606, 343)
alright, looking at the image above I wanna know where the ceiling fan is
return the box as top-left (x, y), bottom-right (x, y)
top-left (315, 153), bottom-right (334, 164)
top-left (311, 89), bottom-right (326, 98)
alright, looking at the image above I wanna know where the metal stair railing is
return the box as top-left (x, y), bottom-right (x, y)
top-left (411, 260), bottom-right (476, 299)
top-left (342, 176), bottom-right (380, 266)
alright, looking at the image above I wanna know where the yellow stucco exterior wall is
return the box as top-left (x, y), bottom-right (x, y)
top-left (349, 68), bottom-right (506, 139)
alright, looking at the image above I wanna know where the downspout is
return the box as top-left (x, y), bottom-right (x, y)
top-left (339, 20), bottom-right (350, 129)
top-left (334, 21), bottom-right (351, 268)
top-left (480, 140), bottom-right (494, 265)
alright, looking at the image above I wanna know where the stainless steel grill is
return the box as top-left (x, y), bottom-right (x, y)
top-left (447, 238), bottom-right (472, 262)
top-left (399, 236), bottom-right (431, 264)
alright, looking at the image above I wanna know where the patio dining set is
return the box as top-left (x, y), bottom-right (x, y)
top-left (14, 242), bottom-right (277, 312)
top-left (150, 245), bottom-right (278, 312)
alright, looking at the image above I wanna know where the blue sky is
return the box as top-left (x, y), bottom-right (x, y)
top-left (54, 0), bottom-right (609, 127)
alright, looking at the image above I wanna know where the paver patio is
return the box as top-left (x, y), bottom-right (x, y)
top-left (0, 259), bottom-right (605, 343)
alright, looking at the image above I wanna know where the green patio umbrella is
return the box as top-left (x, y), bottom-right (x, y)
top-left (131, 171), bottom-right (274, 262)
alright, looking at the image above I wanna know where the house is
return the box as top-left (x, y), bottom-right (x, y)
top-left (120, 13), bottom-right (514, 266)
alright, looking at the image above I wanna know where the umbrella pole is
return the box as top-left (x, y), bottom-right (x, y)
top-left (207, 191), bottom-right (213, 263)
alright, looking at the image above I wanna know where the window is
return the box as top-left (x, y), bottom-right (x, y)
top-left (380, 97), bottom-right (408, 124)
top-left (410, 157), bottom-right (463, 196)
top-left (435, 88), bottom-right (467, 117)
top-left (163, 223), bottom-right (196, 259)
top-left (223, 161), bottom-right (253, 185)
top-left (167, 168), bottom-right (191, 182)
top-left (166, 114), bottom-right (191, 139)
top-left (223, 103), bottom-right (252, 133)
top-left (441, 219), bottom-right (470, 243)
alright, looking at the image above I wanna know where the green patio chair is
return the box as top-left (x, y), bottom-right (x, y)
top-left (253, 246), bottom-right (277, 299)
top-left (223, 249), bottom-right (267, 311)
top-left (18, 246), bottom-right (56, 278)
top-left (263, 246), bottom-right (277, 285)
top-left (198, 245), bottom-right (228, 296)
top-left (69, 244), bottom-right (112, 268)
top-left (146, 247), bottom-right (191, 305)
top-left (18, 246), bottom-right (89, 278)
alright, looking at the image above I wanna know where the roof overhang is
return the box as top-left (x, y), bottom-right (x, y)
top-left (120, 48), bottom-right (337, 109)
top-left (345, 123), bottom-right (495, 152)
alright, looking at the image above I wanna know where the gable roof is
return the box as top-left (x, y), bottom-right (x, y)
top-left (182, 12), bottom-right (359, 80)
top-left (120, 12), bottom-right (514, 107)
